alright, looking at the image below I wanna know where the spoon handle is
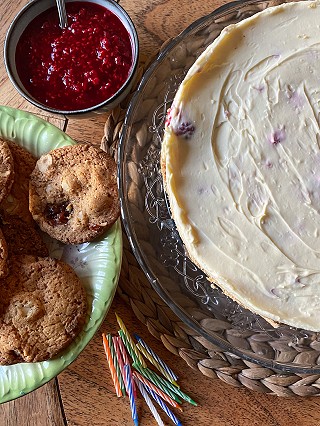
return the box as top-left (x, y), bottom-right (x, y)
top-left (56, 0), bottom-right (68, 29)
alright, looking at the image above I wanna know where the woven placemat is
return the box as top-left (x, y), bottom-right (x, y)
top-left (100, 53), bottom-right (320, 398)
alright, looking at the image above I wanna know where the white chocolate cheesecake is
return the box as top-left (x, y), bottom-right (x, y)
top-left (161, 1), bottom-right (320, 331)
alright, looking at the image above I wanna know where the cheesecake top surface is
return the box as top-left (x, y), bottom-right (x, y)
top-left (162, 1), bottom-right (320, 331)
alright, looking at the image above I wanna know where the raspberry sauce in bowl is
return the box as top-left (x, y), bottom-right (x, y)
top-left (5, 0), bottom-right (139, 115)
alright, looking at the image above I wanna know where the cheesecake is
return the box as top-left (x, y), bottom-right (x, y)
top-left (161, 1), bottom-right (320, 331)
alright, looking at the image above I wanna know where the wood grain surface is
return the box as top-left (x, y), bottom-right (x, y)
top-left (1, 0), bottom-right (320, 425)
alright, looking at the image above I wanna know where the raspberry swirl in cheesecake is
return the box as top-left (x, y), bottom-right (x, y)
top-left (161, 1), bottom-right (320, 331)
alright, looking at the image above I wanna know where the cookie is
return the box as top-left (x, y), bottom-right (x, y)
top-left (0, 141), bottom-right (36, 225)
top-left (29, 143), bottom-right (120, 244)
top-left (0, 138), bottom-right (14, 204)
top-left (0, 215), bottom-right (49, 257)
top-left (0, 324), bottom-right (23, 365)
top-left (0, 228), bottom-right (8, 278)
top-left (0, 255), bottom-right (88, 364)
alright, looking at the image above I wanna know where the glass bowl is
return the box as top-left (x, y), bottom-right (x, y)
top-left (119, 0), bottom-right (320, 374)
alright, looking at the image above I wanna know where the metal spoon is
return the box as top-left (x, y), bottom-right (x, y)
top-left (56, 0), bottom-right (68, 29)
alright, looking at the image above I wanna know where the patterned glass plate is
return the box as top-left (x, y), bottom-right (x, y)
top-left (119, 0), bottom-right (320, 374)
top-left (0, 106), bottom-right (122, 403)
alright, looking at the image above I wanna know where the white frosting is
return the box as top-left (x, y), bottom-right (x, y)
top-left (162, 1), bottom-right (320, 331)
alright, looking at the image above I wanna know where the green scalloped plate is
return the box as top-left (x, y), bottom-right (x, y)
top-left (0, 106), bottom-right (122, 403)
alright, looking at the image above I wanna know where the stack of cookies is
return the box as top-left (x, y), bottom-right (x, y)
top-left (0, 140), bottom-right (120, 364)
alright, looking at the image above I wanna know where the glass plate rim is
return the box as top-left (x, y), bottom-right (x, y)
top-left (118, 0), bottom-right (320, 374)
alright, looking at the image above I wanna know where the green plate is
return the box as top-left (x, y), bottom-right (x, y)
top-left (0, 106), bottom-right (122, 403)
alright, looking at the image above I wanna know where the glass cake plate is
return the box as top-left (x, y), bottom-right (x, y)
top-left (119, 0), bottom-right (320, 374)
top-left (0, 106), bottom-right (122, 403)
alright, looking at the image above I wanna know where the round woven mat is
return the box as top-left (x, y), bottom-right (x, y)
top-left (101, 53), bottom-right (320, 398)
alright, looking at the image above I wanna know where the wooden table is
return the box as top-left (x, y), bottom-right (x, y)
top-left (1, 0), bottom-right (320, 425)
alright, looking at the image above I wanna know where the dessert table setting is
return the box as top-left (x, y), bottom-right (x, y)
top-left (1, 0), bottom-right (320, 425)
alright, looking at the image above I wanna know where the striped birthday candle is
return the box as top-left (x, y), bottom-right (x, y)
top-left (125, 364), bottom-right (138, 426)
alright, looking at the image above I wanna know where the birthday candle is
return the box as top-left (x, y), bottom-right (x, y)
top-left (116, 313), bottom-right (147, 368)
top-left (133, 370), bottom-right (183, 412)
top-left (134, 333), bottom-right (178, 382)
top-left (112, 335), bottom-right (126, 395)
top-left (135, 364), bottom-right (197, 406)
top-left (152, 371), bottom-right (197, 407)
top-left (117, 335), bottom-right (130, 365)
top-left (136, 342), bottom-right (179, 386)
top-left (133, 377), bottom-right (165, 426)
top-left (142, 380), bottom-right (183, 426)
top-left (102, 333), bottom-right (122, 397)
top-left (125, 364), bottom-right (139, 426)
top-left (117, 335), bottom-right (137, 398)
top-left (133, 362), bottom-right (182, 404)
top-left (119, 329), bottom-right (140, 365)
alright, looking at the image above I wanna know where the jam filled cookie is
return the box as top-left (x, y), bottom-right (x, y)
top-left (29, 143), bottom-right (120, 244)
top-left (0, 255), bottom-right (88, 364)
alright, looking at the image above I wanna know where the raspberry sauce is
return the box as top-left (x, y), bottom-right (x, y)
top-left (15, 2), bottom-right (133, 111)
